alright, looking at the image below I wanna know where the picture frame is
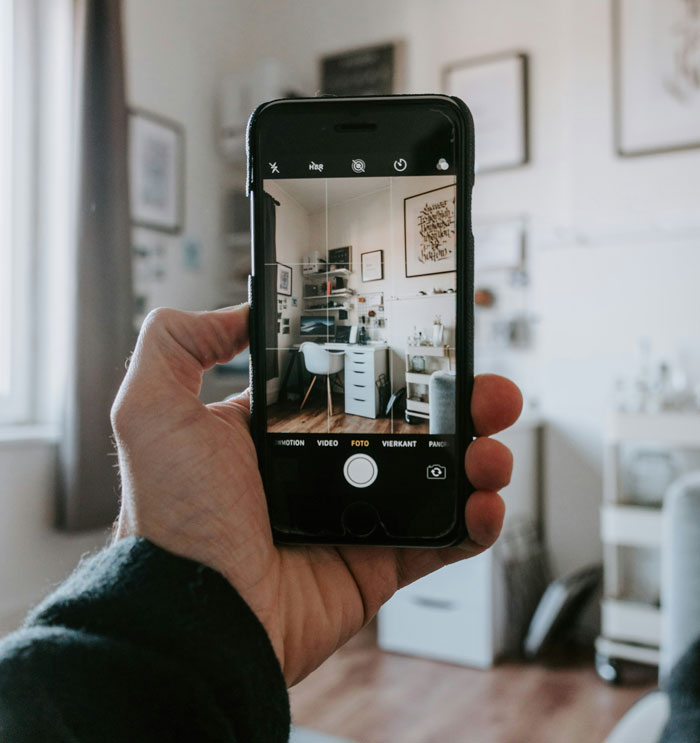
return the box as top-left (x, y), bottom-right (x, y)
top-left (276, 263), bottom-right (292, 296)
top-left (361, 250), bottom-right (384, 282)
top-left (442, 51), bottom-right (529, 173)
top-left (328, 245), bottom-right (352, 270)
top-left (128, 109), bottom-right (184, 233)
top-left (613, 0), bottom-right (700, 157)
top-left (473, 217), bottom-right (526, 274)
top-left (321, 42), bottom-right (400, 96)
top-left (404, 185), bottom-right (456, 278)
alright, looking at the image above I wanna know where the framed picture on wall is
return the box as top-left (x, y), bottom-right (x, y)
top-left (473, 216), bottom-right (526, 274)
top-left (328, 245), bottom-right (352, 270)
top-left (613, 0), bottom-right (700, 157)
top-left (129, 109), bottom-right (184, 233)
top-left (276, 263), bottom-right (292, 296)
top-left (404, 185), bottom-right (456, 278)
top-left (361, 250), bottom-right (384, 282)
top-left (320, 42), bottom-right (402, 96)
top-left (442, 51), bottom-right (529, 173)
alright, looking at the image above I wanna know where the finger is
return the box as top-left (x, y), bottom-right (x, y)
top-left (126, 305), bottom-right (250, 396)
top-left (462, 489), bottom-right (505, 548)
top-left (210, 388), bottom-right (252, 424)
top-left (471, 374), bottom-right (523, 436)
top-left (224, 387), bottom-right (251, 411)
top-left (465, 437), bottom-right (513, 492)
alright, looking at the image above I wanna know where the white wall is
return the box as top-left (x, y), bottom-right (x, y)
top-left (123, 0), bottom-right (247, 313)
top-left (226, 0), bottom-right (700, 576)
top-left (0, 438), bottom-right (109, 634)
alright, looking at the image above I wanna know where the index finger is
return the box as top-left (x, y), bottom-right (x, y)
top-left (471, 374), bottom-right (523, 436)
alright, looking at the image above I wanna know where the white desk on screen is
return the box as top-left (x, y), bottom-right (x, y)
top-left (323, 343), bottom-right (388, 419)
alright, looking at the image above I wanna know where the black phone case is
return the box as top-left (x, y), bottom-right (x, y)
top-left (247, 95), bottom-right (475, 547)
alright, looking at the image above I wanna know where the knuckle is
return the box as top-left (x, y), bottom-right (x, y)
top-left (141, 307), bottom-right (178, 338)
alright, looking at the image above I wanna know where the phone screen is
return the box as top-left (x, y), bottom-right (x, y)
top-left (250, 98), bottom-right (473, 544)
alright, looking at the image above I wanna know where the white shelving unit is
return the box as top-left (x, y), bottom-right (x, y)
top-left (404, 345), bottom-right (452, 422)
top-left (596, 412), bottom-right (700, 682)
top-left (302, 269), bottom-right (354, 312)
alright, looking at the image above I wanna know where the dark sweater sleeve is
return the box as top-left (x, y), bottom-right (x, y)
top-left (0, 537), bottom-right (290, 743)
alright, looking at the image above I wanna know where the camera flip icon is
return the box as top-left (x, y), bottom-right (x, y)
top-left (426, 464), bottom-right (447, 480)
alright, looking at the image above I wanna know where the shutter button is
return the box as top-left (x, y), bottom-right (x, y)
top-left (343, 454), bottom-right (378, 488)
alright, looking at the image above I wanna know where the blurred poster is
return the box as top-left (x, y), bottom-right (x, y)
top-left (615, 0), bottom-right (700, 156)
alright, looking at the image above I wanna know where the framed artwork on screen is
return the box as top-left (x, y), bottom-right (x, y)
top-left (276, 263), bottom-right (292, 296)
top-left (361, 250), bottom-right (384, 282)
top-left (404, 184), bottom-right (456, 278)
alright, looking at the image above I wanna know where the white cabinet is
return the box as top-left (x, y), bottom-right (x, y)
top-left (378, 419), bottom-right (542, 668)
top-left (379, 552), bottom-right (497, 668)
top-left (344, 346), bottom-right (388, 418)
top-left (596, 412), bottom-right (700, 679)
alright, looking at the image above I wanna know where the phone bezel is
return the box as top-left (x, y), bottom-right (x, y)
top-left (247, 95), bottom-right (475, 547)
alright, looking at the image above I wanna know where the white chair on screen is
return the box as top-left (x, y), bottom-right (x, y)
top-left (299, 342), bottom-right (345, 416)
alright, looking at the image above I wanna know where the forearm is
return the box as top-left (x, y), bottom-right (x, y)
top-left (0, 538), bottom-right (290, 742)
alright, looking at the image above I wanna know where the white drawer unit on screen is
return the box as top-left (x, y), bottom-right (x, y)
top-left (344, 347), bottom-right (388, 418)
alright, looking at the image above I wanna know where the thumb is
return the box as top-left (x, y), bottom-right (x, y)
top-left (121, 304), bottom-right (250, 399)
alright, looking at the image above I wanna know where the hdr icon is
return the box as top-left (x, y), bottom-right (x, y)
top-left (309, 161), bottom-right (324, 172)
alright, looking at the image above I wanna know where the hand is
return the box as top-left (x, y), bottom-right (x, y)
top-left (111, 305), bottom-right (522, 686)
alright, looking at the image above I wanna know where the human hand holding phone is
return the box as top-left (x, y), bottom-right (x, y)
top-left (111, 304), bottom-right (522, 686)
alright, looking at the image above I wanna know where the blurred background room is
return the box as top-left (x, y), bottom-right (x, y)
top-left (2, 1), bottom-right (700, 741)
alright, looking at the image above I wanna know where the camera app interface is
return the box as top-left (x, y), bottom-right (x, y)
top-left (260, 139), bottom-right (460, 536)
top-left (264, 175), bottom-right (456, 436)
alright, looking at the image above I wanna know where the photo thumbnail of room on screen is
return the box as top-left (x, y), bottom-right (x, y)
top-left (263, 175), bottom-right (457, 436)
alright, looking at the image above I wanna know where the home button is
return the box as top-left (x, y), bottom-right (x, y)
top-left (342, 502), bottom-right (379, 538)
top-left (343, 453), bottom-right (378, 488)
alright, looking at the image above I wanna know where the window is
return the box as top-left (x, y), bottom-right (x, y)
top-left (0, 0), bottom-right (14, 415)
top-left (0, 0), bottom-right (34, 426)
top-left (0, 0), bottom-right (73, 426)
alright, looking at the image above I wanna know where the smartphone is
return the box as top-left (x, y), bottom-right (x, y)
top-left (247, 95), bottom-right (474, 546)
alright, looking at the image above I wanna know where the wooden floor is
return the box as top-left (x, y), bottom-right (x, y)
top-left (268, 399), bottom-right (429, 435)
top-left (290, 624), bottom-right (654, 743)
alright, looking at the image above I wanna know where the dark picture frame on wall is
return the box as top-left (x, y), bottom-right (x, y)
top-left (442, 51), bottom-right (529, 174)
top-left (404, 185), bottom-right (456, 278)
top-left (328, 245), bottom-right (352, 270)
top-left (128, 108), bottom-right (184, 233)
top-left (612, 0), bottom-right (700, 158)
top-left (276, 263), bottom-right (292, 296)
top-left (320, 42), bottom-right (402, 96)
top-left (361, 250), bottom-right (384, 282)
